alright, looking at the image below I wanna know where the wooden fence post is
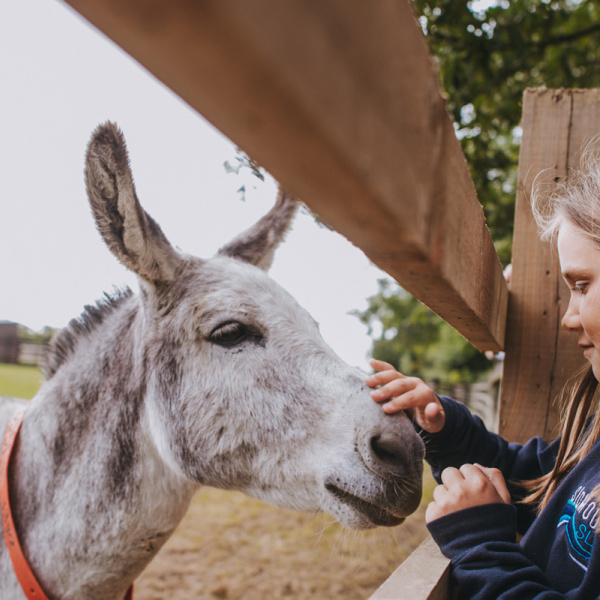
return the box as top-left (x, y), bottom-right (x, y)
top-left (500, 89), bottom-right (600, 442)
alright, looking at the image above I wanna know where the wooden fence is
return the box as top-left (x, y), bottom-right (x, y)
top-left (60, 0), bottom-right (599, 596)
top-left (0, 322), bottom-right (19, 364)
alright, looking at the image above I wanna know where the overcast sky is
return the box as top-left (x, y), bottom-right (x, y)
top-left (0, 0), bottom-right (392, 370)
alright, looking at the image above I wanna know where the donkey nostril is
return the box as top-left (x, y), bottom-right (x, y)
top-left (370, 432), bottom-right (409, 468)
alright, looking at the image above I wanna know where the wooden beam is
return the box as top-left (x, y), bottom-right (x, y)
top-left (62, 0), bottom-right (507, 351)
top-left (499, 89), bottom-right (600, 443)
top-left (368, 536), bottom-right (451, 600)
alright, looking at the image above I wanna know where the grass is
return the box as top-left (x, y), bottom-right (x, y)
top-left (136, 468), bottom-right (437, 600)
top-left (0, 363), bottom-right (43, 399)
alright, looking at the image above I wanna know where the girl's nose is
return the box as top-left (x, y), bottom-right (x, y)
top-left (561, 302), bottom-right (581, 332)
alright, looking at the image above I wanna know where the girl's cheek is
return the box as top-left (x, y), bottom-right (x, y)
top-left (582, 303), bottom-right (600, 339)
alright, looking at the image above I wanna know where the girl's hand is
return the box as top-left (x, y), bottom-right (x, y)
top-left (365, 359), bottom-right (445, 433)
top-left (425, 464), bottom-right (511, 523)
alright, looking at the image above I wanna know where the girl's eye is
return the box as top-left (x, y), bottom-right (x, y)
top-left (210, 322), bottom-right (249, 346)
top-left (573, 283), bottom-right (589, 294)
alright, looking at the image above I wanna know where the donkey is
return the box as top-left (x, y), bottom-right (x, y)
top-left (0, 122), bottom-right (425, 600)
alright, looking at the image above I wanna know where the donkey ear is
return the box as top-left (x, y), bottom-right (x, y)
top-left (217, 189), bottom-right (298, 270)
top-left (85, 122), bottom-right (181, 286)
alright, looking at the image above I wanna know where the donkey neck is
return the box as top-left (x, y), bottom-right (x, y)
top-left (8, 301), bottom-right (196, 599)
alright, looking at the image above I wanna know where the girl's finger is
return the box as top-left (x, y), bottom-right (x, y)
top-left (378, 385), bottom-right (425, 411)
top-left (420, 402), bottom-right (445, 432)
top-left (381, 398), bottom-right (416, 416)
top-left (459, 463), bottom-right (490, 483)
top-left (369, 358), bottom-right (396, 371)
top-left (425, 501), bottom-right (441, 523)
top-left (366, 369), bottom-right (407, 388)
top-left (370, 378), bottom-right (414, 401)
top-left (440, 466), bottom-right (464, 487)
top-left (423, 401), bottom-right (442, 421)
top-left (474, 464), bottom-right (511, 504)
top-left (432, 483), bottom-right (448, 504)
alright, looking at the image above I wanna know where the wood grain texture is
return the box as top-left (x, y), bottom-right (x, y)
top-left (499, 89), bottom-right (600, 443)
top-left (63, 0), bottom-right (507, 351)
top-left (368, 536), bottom-right (451, 600)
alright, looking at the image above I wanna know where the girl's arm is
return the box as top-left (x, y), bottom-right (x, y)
top-left (428, 502), bottom-right (599, 599)
top-left (366, 359), bottom-right (558, 484)
top-left (367, 361), bottom-right (599, 596)
top-left (366, 360), bottom-right (559, 532)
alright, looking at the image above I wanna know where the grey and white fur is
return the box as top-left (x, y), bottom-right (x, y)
top-left (0, 122), bottom-right (424, 600)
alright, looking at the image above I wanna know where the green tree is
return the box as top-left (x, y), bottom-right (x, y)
top-left (416, 0), bottom-right (600, 263)
top-left (17, 325), bottom-right (57, 346)
top-left (355, 280), bottom-right (491, 383)
top-left (224, 147), bottom-right (265, 201)
top-left (363, 0), bottom-right (600, 382)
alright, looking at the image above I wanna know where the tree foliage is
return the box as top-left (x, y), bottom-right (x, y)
top-left (361, 0), bottom-right (600, 382)
top-left (355, 280), bottom-right (492, 383)
top-left (18, 325), bottom-right (58, 346)
top-left (415, 0), bottom-right (600, 263)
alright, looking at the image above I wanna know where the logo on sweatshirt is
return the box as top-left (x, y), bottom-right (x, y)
top-left (557, 486), bottom-right (598, 570)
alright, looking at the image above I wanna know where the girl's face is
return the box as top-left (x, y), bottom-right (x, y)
top-left (558, 220), bottom-right (600, 380)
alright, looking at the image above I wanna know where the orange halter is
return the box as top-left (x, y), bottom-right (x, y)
top-left (1, 409), bottom-right (134, 600)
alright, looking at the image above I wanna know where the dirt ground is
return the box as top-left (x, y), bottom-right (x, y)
top-left (135, 470), bottom-right (435, 600)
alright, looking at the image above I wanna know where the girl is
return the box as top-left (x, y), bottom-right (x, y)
top-left (366, 147), bottom-right (600, 598)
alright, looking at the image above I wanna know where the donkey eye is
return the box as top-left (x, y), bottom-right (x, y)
top-left (210, 322), bottom-right (251, 347)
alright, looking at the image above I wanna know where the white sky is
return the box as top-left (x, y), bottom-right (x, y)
top-left (0, 0), bottom-right (390, 370)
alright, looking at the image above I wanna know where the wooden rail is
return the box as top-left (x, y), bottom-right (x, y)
top-left (62, 0), bottom-right (508, 352)
top-left (368, 536), bottom-right (451, 600)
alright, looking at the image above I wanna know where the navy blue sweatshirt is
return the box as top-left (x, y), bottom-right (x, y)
top-left (422, 396), bottom-right (600, 599)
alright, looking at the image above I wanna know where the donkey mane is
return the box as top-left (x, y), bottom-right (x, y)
top-left (43, 287), bottom-right (134, 379)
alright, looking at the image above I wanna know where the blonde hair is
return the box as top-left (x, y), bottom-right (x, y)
top-left (525, 139), bottom-right (600, 518)
top-left (532, 138), bottom-right (600, 246)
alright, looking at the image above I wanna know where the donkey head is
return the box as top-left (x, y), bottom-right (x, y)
top-left (85, 122), bottom-right (424, 529)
